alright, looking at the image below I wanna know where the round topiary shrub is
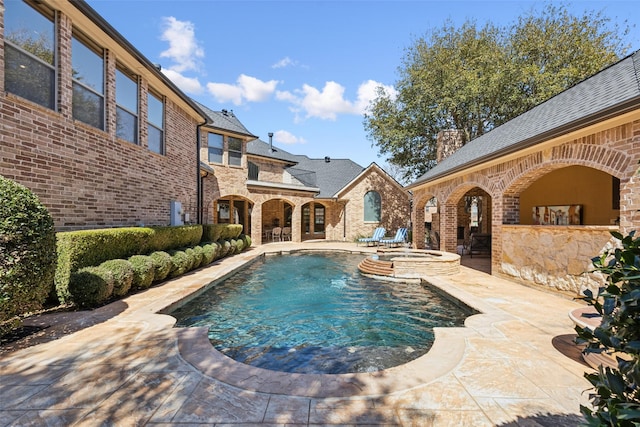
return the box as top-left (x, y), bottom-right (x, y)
top-left (219, 240), bottom-right (232, 258)
top-left (128, 255), bottom-right (155, 290)
top-left (212, 242), bottom-right (222, 260)
top-left (68, 266), bottom-right (114, 308)
top-left (192, 246), bottom-right (206, 268)
top-left (99, 259), bottom-right (134, 297)
top-left (168, 250), bottom-right (190, 278)
top-left (149, 251), bottom-right (173, 282)
top-left (240, 234), bottom-right (252, 250)
top-left (183, 248), bottom-right (198, 271)
top-left (231, 238), bottom-right (243, 254)
top-left (201, 244), bottom-right (216, 265)
top-left (0, 175), bottom-right (57, 325)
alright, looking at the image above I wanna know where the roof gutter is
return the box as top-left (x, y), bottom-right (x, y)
top-left (406, 96), bottom-right (640, 190)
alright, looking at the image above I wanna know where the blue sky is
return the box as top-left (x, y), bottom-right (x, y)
top-left (87, 1), bottom-right (639, 169)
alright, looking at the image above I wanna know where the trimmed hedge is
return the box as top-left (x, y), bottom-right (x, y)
top-left (149, 251), bottom-right (173, 282)
top-left (55, 225), bottom-right (202, 304)
top-left (0, 175), bottom-right (57, 325)
top-left (202, 224), bottom-right (242, 242)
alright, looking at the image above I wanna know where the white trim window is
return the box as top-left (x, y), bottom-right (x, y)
top-left (116, 67), bottom-right (139, 144)
top-left (208, 132), bottom-right (223, 164)
top-left (4, 1), bottom-right (56, 110)
top-left (147, 91), bottom-right (164, 154)
top-left (228, 136), bottom-right (243, 166)
top-left (72, 35), bottom-right (105, 130)
top-left (364, 190), bottom-right (382, 222)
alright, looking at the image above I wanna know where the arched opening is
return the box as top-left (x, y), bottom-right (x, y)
top-left (213, 196), bottom-right (253, 235)
top-left (261, 198), bottom-right (294, 242)
top-left (302, 201), bottom-right (326, 240)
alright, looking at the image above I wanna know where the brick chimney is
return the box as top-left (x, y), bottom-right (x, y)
top-left (436, 130), bottom-right (465, 163)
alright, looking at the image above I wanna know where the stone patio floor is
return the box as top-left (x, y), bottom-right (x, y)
top-left (0, 241), bottom-right (593, 426)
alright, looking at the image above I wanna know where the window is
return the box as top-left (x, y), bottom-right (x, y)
top-left (314, 205), bottom-right (325, 233)
top-left (228, 136), bottom-right (242, 166)
top-left (303, 205), bottom-right (310, 233)
top-left (116, 67), bottom-right (139, 144)
top-left (364, 191), bottom-right (381, 221)
top-left (248, 161), bottom-right (259, 180)
top-left (72, 35), bottom-right (104, 129)
top-left (147, 91), bottom-right (164, 154)
top-left (4, 1), bottom-right (56, 109)
top-left (208, 132), bottom-right (223, 163)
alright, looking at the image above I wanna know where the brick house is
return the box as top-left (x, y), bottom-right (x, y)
top-left (0, 0), bottom-right (207, 231)
top-left (407, 50), bottom-right (640, 295)
top-left (196, 103), bottom-right (411, 244)
top-left (0, 0), bottom-right (410, 243)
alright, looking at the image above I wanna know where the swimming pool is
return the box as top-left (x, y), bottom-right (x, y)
top-left (167, 251), bottom-right (474, 374)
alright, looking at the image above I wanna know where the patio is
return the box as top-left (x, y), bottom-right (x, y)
top-left (0, 242), bottom-right (591, 426)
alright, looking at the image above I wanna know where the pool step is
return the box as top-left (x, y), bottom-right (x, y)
top-left (358, 257), bottom-right (394, 276)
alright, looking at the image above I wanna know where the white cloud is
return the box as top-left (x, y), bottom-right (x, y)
top-left (274, 130), bottom-right (306, 145)
top-left (161, 69), bottom-right (203, 94)
top-left (159, 17), bottom-right (204, 73)
top-left (206, 74), bottom-right (279, 105)
top-left (272, 56), bottom-right (297, 69)
top-left (275, 80), bottom-right (395, 121)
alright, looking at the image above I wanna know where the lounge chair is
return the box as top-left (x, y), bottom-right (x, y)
top-left (380, 228), bottom-right (408, 247)
top-left (358, 227), bottom-right (386, 246)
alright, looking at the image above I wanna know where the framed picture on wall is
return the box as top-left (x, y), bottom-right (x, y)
top-left (532, 205), bottom-right (582, 225)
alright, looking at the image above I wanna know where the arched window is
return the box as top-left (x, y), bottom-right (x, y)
top-left (364, 191), bottom-right (381, 222)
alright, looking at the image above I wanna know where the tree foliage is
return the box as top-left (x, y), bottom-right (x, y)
top-left (364, 3), bottom-right (630, 181)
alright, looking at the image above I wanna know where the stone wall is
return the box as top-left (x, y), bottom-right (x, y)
top-left (500, 225), bottom-right (617, 295)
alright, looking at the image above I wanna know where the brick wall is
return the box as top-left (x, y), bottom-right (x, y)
top-left (411, 118), bottom-right (640, 292)
top-left (0, 2), bottom-right (201, 231)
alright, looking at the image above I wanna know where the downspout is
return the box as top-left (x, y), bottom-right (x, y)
top-left (196, 121), bottom-right (205, 224)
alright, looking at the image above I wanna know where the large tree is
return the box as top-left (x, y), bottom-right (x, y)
top-left (364, 3), bottom-right (629, 181)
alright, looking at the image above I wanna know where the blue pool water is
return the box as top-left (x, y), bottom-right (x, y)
top-left (168, 251), bottom-right (473, 374)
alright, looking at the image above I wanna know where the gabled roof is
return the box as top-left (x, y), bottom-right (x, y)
top-left (194, 101), bottom-right (257, 138)
top-left (408, 49), bottom-right (640, 189)
top-left (246, 138), bottom-right (365, 198)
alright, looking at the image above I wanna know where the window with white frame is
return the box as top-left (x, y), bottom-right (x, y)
top-left (116, 67), bottom-right (139, 144)
top-left (147, 91), bottom-right (164, 154)
top-left (72, 35), bottom-right (105, 130)
top-left (208, 132), bottom-right (223, 163)
top-left (364, 191), bottom-right (381, 221)
top-left (228, 136), bottom-right (242, 166)
top-left (4, 1), bottom-right (56, 109)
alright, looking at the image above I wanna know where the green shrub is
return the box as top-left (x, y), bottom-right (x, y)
top-left (240, 234), bottom-right (252, 249)
top-left (202, 224), bottom-right (225, 243)
top-left (231, 238), bottom-right (244, 254)
top-left (576, 230), bottom-right (640, 425)
top-left (0, 175), bottom-right (57, 325)
top-left (219, 240), bottom-right (232, 258)
top-left (201, 244), bottom-right (216, 264)
top-left (183, 248), bottom-right (198, 271)
top-left (192, 246), bottom-right (206, 268)
top-left (212, 242), bottom-right (222, 260)
top-left (148, 225), bottom-right (202, 252)
top-left (68, 266), bottom-right (114, 308)
top-left (128, 255), bottom-right (155, 290)
top-left (99, 259), bottom-right (134, 297)
top-left (169, 250), bottom-right (190, 278)
top-left (149, 251), bottom-right (173, 282)
top-left (55, 227), bottom-right (154, 303)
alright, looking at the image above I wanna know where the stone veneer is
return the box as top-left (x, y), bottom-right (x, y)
top-left (500, 225), bottom-right (617, 295)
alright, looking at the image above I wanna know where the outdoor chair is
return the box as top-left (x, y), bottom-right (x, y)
top-left (358, 227), bottom-right (386, 246)
top-left (271, 227), bottom-right (282, 242)
top-left (380, 228), bottom-right (408, 247)
top-left (281, 226), bottom-right (291, 241)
